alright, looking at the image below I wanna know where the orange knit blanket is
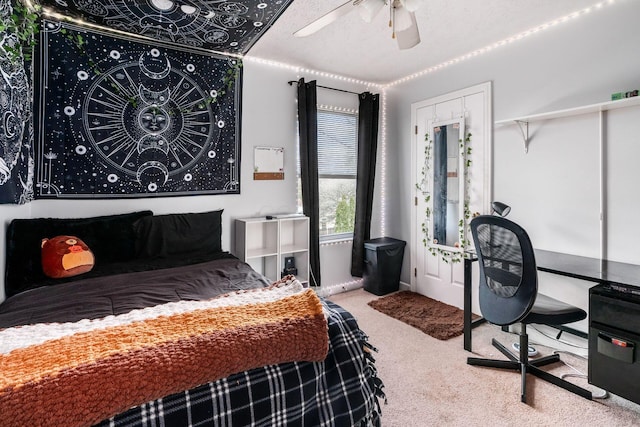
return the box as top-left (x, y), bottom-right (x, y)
top-left (0, 279), bottom-right (328, 427)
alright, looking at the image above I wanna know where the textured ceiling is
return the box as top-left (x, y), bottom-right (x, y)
top-left (248, 0), bottom-right (603, 84)
top-left (40, 0), bottom-right (611, 85)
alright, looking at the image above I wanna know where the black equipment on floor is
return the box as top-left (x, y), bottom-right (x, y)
top-left (589, 283), bottom-right (640, 405)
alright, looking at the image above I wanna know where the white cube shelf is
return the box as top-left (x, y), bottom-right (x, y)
top-left (235, 215), bottom-right (310, 286)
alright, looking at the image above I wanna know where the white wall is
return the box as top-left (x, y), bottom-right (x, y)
top-left (494, 113), bottom-right (602, 258)
top-left (384, 1), bottom-right (640, 323)
top-left (387, 0), bottom-right (640, 285)
top-left (0, 60), bottom-right (377, 302)
top-left (606, 105), bottom-right (640, 264)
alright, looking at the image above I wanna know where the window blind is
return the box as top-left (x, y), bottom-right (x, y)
top-left (317, 110), bottom-right (357, 178)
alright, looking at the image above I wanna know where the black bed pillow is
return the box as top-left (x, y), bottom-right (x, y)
top-left (133, 210), bottom-right (223, 259)
top-left (5, 210), bottom-right (153, 298)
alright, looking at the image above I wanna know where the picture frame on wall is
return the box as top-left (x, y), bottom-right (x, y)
top-left (254, 146), bottom-right (284, 180)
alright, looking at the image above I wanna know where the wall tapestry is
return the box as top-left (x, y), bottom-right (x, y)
top-left (0, 0), bottom-right (34, 204)
top-left (36, 20), bottom-right (241, 199)
top-left (38, 0), bottom-right (294, 54)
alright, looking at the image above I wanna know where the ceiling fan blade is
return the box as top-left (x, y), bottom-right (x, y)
top-left (359, 0), bottom-right (385, 23)
top-left (399, 0), bottom-right (420, 12)
top-left (395, 12), bottom-right (420, 49)
top-left (293, 1), bottom-right (358, 37)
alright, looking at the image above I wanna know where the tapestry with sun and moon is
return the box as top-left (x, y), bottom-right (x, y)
top-left (0, 0), bottom-right (34, 204)
top-left (36, 19), bottom-right (241, 198)
top-left (38, 0), bottom-right (293, 55)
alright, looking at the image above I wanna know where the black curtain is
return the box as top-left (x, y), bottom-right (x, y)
top-left (351, 92), bottom-right (380, 277)
top-left (297, 78), bottom-right (321, 287)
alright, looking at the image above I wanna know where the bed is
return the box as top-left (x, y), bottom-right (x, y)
top-left (0, 210), bottom-right (384, 427)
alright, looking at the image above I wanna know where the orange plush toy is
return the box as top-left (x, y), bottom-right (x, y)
top-left (41, 235), bottom-right (95, 279)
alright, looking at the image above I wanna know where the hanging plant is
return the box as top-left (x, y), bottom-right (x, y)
top-left (0, 1), bottom-right (41, 64)
top-left (187, 60), bottom-right (243, 112)
top-left (417, 128), bottom-right (472, 263)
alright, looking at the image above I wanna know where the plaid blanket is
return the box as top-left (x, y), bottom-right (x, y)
top-left (0, 280), bottom-right (332, 427)
top-left (95, 300), bottom-right (385, 427)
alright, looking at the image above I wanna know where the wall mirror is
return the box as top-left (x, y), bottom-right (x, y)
top-left (430, 117), bottom-right (466, 251)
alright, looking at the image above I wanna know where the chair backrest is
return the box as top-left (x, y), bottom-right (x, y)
top-left (469, 215), bottom-right (538, 326)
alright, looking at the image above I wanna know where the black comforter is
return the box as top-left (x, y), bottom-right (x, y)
top-left (0, 253), bottom-right (269, 328)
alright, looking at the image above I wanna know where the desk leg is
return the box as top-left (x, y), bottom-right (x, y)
top-left (464, 258), bottom-right (472, 352)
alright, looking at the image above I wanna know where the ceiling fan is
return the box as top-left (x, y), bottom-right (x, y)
top-left (293, 0), bottom-right (421, 50)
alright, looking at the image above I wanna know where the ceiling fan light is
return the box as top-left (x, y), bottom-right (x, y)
top-left (399, 0), bottom-right (420, 12)
top-left (359, 0), bottom-right (385, 23)
top-left (393, 6), bottom-right (413, 31)
top-left (396, 12), bottom-right (420, 49)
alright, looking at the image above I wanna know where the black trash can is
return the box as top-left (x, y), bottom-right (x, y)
top-left (363, 237), bottom-right (406, 296)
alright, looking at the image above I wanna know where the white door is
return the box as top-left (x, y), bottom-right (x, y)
top-left (411, 83), bottom-right (492, 309)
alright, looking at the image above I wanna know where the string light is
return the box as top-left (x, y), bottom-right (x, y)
top-left (37, 5), bottom-right (245, 60)
top-left (30, 0), bottom-right (616, 90)
top-left (385, 0), bottom-right (616, 87)
top-left (320, 239), bottom-right (353, 247)
top-left (379, 88), bottom-right (387, 237)
top-left (242, 1), bottom-right (618, 238)
top-left (243, 56), bottom-right (389, 236)
top-left (26, 0), bottom-right (617, 254)
top-left (318, 104), bottom-right (359, 115)
top-left (244, 56), bottom-right (383, 90)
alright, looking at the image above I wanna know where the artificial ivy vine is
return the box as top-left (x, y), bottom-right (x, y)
top-left (0, 0), bottom-right (41, 64)
top-left (416, 129), bottom-right (472, 263)
top-left (61, 26), bottom-right (243, 111)
top-left (1, 1), bottom-right (243, 104)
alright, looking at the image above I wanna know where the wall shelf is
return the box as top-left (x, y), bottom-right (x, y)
top-left (494, 95), bottom-right (640, 261)
top-left (495, 96), bottom-right (640, 152)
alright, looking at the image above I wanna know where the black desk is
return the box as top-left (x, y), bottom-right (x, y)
top-left (463, 249), bottom-right (640, 351)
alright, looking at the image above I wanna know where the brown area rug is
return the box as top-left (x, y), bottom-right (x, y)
top-left (367, 291), bottom-right (471, 340)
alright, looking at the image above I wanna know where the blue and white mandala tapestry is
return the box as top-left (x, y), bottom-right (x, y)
top-left (36, 20), bottom-right (241, 198)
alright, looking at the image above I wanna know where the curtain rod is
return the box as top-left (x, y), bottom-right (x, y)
top-left (287, 80), bottom-right (360, 95)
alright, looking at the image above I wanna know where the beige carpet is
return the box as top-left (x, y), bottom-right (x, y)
top-left (368, 291), bottom-right (468, 340)
top-left (329, 289), bottom-right (640, 427)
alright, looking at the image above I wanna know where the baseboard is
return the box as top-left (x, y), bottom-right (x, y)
top-left (399, 281), bottom-right (411, 292)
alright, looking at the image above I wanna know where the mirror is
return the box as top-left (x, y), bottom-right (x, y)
top-left (431, 118), bottom-right (465, 250)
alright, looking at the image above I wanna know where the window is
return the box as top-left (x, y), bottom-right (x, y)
top-left (298, 108), bottom-right (358, 240)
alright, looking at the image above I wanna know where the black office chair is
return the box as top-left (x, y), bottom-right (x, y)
top-left (467, 215), bottom-right (592, 403)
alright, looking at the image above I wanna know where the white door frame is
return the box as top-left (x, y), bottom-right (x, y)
top-left (410, 82), bottom-right (493, 308)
